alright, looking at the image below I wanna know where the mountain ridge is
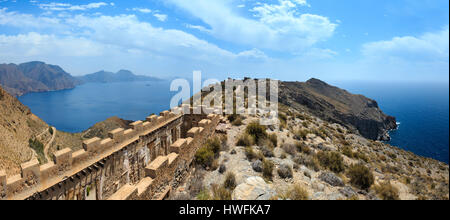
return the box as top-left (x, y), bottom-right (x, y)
top-left (0, 61), bottom-right (80, 97)
top-left (0, 61), bottom-right (160, 96)
top-left (76, 69), bottom-right (160, 84)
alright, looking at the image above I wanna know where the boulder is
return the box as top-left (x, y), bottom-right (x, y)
top-left (252, 160), bottom-right (263, 173)
top-left (219, 164), bottom-right (227, 174)
top-left (232, 176), bottom-right (276, 200)
top-left (339, 186), bottom-right (358, 198)
top-left (319, 172), bottom-right (344, 187)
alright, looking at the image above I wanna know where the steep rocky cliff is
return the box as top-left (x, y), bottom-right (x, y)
top-left (279, 79), bottom-right (397, 141)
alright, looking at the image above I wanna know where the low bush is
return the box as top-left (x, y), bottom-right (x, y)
top-left (375, 182), bottom-right (400, 200)
top-left (196, 189), bottom-right (211, 200)
top-left (294, 129), bottom-right (308, 140)
top-left (211, 184), bottom-right (232, 200)
top-left (205, 137), bottom-right (221, 155)
top-left (245, 121), bottom-right (267, 144)
top-left (287, 185), bottom-right (309, 200)
top-left (278, 164), bottom-right (293, 179)
top-left (262, 159), bottom-right (274, 179)
top-left (236, 133), bottom-right (254, 147)
top-left (296, 142), bottom-right (311, 155)
top-left (282, 144), bottom-right (297, 156)
top-left (195, 146), bottom-right (215, 168)
top-left (348, 164), bottom-right (374, 190)
top-left (268, 133), bottom-right (278, 148)
top-left (293, 154), bottom-right (320, 172)
top-left (342, 146), bottom-right (355, 158)
top-left (316, 151), bottom-right (345, 173)
top-left (223, 172), bottom-right (237, 190)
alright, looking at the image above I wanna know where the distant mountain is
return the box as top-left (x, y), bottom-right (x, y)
top-left (0, 61), bottom-right (81, 96)
top-left (78, 69), bottom-right (160, 83)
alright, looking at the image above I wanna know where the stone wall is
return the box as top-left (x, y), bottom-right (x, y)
top-left (0, 106), bottom-right (223, 200)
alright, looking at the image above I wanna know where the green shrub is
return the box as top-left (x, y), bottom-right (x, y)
top-left (196, 189), bottom-right (211, 200)
top-left (316, 151), bottom-right (345, 173)
top-left (294, 154), bottom-right (320, 172)
top-left (236, 133), bottom-right (254, 147)
top-left (302, 121), bottom-right (310, 128)
top-left (268, 133), bottom-right (278, 148)
top-left (294, 129), bottom-right (308, 140)
top-left (262, 159), bottom-right (274, 179)
top-left (286, 185), bottom-right (309, 200)
top-left (211, 184), bottom-right (232, 200)
top-left (296, 142), bottom-right (311, 155)
top-left (244, 146), bottom-right (262, 161)
top-left (348, 164), bottom-right (374, 190)
top-left (342, 146), bottom-right (355, 158)
top-left (376, 182), bottom-right (400, 200)
top-left (48, 127), bottom-right (54, 135)
top-left (29, 138), bottom-right (46, 164)
top-left (245, 121), bottom-right (267, 144)
top-left (282, 144), bottom-right (297, 156)
top-left (195, 146), bottom-right (215, 168)
top-left (223, 172), bottom-right (237, 190)
top-left (206, 137), bottom-right (221, 155)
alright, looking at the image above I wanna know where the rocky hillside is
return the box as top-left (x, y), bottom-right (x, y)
top-left (0, 85), bottom-right (49, 174)
top-left (279, 79), bottom-right (397, 141)
top-left (0, 84), bottom-right (131, 174)
top-left (0, 61), bottom-right (80, 96)
top-left (171, 107), bottom-right (449, 200)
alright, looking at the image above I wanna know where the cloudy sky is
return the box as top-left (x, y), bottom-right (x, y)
top-left (0, 0), bottom-right (448, 82)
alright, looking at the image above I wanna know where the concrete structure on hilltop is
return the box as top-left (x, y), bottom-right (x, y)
top-left (0, 105), bottom-right (224, 200)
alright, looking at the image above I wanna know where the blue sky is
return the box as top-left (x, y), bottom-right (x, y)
top-left (0, 0), bottom-right (448, 82)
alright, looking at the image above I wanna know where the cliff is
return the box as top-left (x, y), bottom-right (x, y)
top-left (279, 78), bottom-right (397, 141)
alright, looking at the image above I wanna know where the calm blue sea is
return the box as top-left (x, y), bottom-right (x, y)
top-left (19, 80), bottom-right (449, 163)
top-left (333, 81), bottom-right (449, 164)
top-left (19, 81), bottom-right (177, 133)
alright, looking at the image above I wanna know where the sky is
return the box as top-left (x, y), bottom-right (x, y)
top-left (0, 0), bottom-right (448, 83)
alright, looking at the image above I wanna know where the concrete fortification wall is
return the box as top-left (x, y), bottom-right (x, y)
top-left (0, 105), bottom-right (223, 200)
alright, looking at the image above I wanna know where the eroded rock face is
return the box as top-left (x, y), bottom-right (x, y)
top-left (232, 176), bottom-right (276, 200)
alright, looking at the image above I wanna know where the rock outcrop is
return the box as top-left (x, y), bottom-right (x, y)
top-left (279, 78), bottom-right (397, 141)
top-left (232, 176), bottom-right (276, 200)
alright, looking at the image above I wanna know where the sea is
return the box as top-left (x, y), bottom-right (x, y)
top-left (19, 80), bottom-right (449, 164)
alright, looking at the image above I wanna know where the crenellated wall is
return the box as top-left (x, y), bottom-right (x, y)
top-left (0, 106), bottom-right (224, 200)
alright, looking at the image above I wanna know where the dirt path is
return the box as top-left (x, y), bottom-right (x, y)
top-left (44, 127), bottom-right (56, 162)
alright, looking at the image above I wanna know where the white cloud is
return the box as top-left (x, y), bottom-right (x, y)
top-left (0, 8), bottom-right (61, 28)
top-left (131, 7), bottom-right (152, 14)
top-left (362, 27), bottom-right (449, 62)
top-left (166, 0), bottom-right (336, 52)
top-left (153, 13), bottom-right (167, 22)
top-left (186, 24), bottom-right (211, 33)
top-left (0, 9), bottom-right (275, 76)
top-left (38, 2), bottom-right (110, 11)
top-left (0, 32), bottom-right (105, 57)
